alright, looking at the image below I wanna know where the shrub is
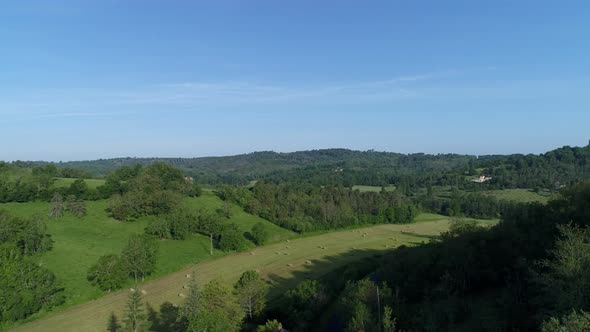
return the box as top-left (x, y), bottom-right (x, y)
top-left (251, 222), bottom-right (270, 246)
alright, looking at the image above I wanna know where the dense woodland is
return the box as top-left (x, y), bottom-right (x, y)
top-left (8, 143), bottom-right (590, 189)
top-left (1, 143), bottom-right (590, 331)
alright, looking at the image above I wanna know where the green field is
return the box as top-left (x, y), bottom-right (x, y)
top-left (53, 177), bottom-right (106, 189)
top-left (0, 193), bottom-right (293, 325)
top-left (482, 188), bottom-right (552, 204)
top-left (12, 218), bottom-right (454, 332)
top-left (352, 185), bottom-right (396, 192)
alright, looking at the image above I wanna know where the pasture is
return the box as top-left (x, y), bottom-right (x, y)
top-left (0, 193), bottom-right (293, 320)
top-left (482, 188), bottom-right (551, 204)
top-left (12, 218), bottom-right (453, 332)
top-left (352, 185), bottom-right (396, 192)
top-left (53, 177), bottom-right (106, 190)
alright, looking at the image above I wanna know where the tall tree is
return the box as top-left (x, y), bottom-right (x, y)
top-left (121, 235), bottom-right (158, 282)
top-left (180, 277), bottom-right (200, 323)
top-left (185, 279), bottom-right (244, 332)
top-left (49, 192), bottom-right (64, 218)
top-left (122, 290), bottom-right (148, 332)
top-left (234, 270), bottom-right (268, 320)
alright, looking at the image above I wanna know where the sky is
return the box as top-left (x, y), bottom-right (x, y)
top-left (1, 0), bottom-right (589, 161)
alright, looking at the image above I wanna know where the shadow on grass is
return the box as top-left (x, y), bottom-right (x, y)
top-left (260, 247), bottom-right (390, 331)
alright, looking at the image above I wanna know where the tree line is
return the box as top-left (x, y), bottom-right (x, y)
top-left (216, 182), bottom-right (419, 233)
top-left (0, 211), bottom-right (64, 322)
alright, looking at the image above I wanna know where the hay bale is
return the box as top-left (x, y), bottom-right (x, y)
top-left (129, 288), bottom-right (135, 292)
top-left (305, 260), bottom-right (312, 265)
top-left (250, 251), bottom-right (256, 255)
top-left (275, 252), bottom-right (281, 255)
top-left (287, 263), bottom-right (293, 267)
top-left (183, 285), bottom-right (188, 289)
top-left (185, 274), bottom-right (191, 279)
top-left (141, 289), bottom-right (147, 295)
top-left (178, 293), bottom-right (185, 297)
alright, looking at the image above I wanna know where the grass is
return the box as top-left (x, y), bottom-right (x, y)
top-left (482, 188), bottom-right (552, 204)
top-left (415, 212), bottom-right (450, 222)
top-left (352, 185), bottom-right (396, 192)
top-left (0, 192), bottom-right (294, 328)
top-left (53, 177), bottom-right (106, 190)
top-left (12, 218), bottom-right (454, 332)
top-left (181, 195), bottom-right (293, 243)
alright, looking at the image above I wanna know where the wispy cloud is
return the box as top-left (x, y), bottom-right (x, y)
top-left (0, 67), bottom-right (498, 121)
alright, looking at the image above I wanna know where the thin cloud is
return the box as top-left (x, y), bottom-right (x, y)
top-left (0, 66), bottom-right (498, 121)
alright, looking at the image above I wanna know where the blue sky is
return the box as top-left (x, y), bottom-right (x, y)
top-left (1, 0), bottom-right (589, 161)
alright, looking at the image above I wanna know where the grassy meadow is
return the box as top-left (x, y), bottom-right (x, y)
top-left (352, 185), bottom-right (396, 192)
top-left (12, 218), bottom-right (455, 332)
top-left (482, 188), bottom-right (552, 204)
top-left (0, 192), bottom-right (293, 323)
top-left (1, 180), bottom-right (500, 332)
top-left (53, 177), bottom-right (106, 189)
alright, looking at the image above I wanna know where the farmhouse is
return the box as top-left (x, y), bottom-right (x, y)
top-left (472, 175), bottom-right (492, 183)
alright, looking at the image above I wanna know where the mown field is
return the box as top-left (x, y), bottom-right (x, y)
top-left (352, 185), bottom-right (396, 192)
top-left (482, 188), bottom-right (552, 203)
top-left (12, 218), bottom-right (454, 332)
top-left (53, 177), bottom-right (106, 189)
top-left (0, 193), bottom-right (293, 326)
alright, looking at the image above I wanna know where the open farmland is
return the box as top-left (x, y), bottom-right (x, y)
top-left (11, 218), bottom-right (452, 332)
top-left (0, 193), bottom-right (293, 318)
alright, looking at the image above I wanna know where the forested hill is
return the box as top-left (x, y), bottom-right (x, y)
top-left (17, 149), bottom-right (474, 184)
top-left (9, 143), bottom-right (590, 189)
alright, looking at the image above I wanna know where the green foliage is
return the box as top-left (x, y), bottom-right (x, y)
top-left (185, 182), bottom-right (202, 197)
top-left (65, 195), bottom-right (87, 218)
top-left (180, 278), bottom-right (200, 322)
top-left (121, 235), bottom-right (158, 282)
top-left (122, 290), bottom-right (149, 332)
top-left (251, 222), bottom-right (270, 245)
top-left (0, 210), bottom-right (53, 256)
top-left (144, 219), bottom-right (170, 239)
top-left (87, 254), bottom-right (127, 292)
top-left (341, 279), bottom-right (392, 332)
top-left (257, 319), bottom-right (283, 332)
top-left (347, 302), bottom-right (373, 332)
top-left (220, 182), bottom-right (418, 233)
top-left (383, 306), bottom-right (397, 332)
top-left (183, 279), bottom-right (244, 332)
top-left (0, 244), bottom-right (65, 322)
top-left (536, 224), bottom-right (590, 315)
top-left (106, 163), bottom-right (186, 221)
top-left (542, 310), bottom-right (590, 332)
top-left (216, 201), bottom-right (233, 219)
top-left (285, 280), bottom-right (328, 329)
top-left (218, 223), bottom-right (247, 251)
top-left (352, 181), bottom-right (590, 331)
top-left (234, 270), bottom-right (268, 320)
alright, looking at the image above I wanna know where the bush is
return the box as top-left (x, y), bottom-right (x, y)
top-left (218, 224), bottom-right (247, 251)
top-left (145, 219), bottom-right (170, 239)
top-left (87, 254), bottom-right (127, 291)
top-left (251, 222), bottom-right (270, 246)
